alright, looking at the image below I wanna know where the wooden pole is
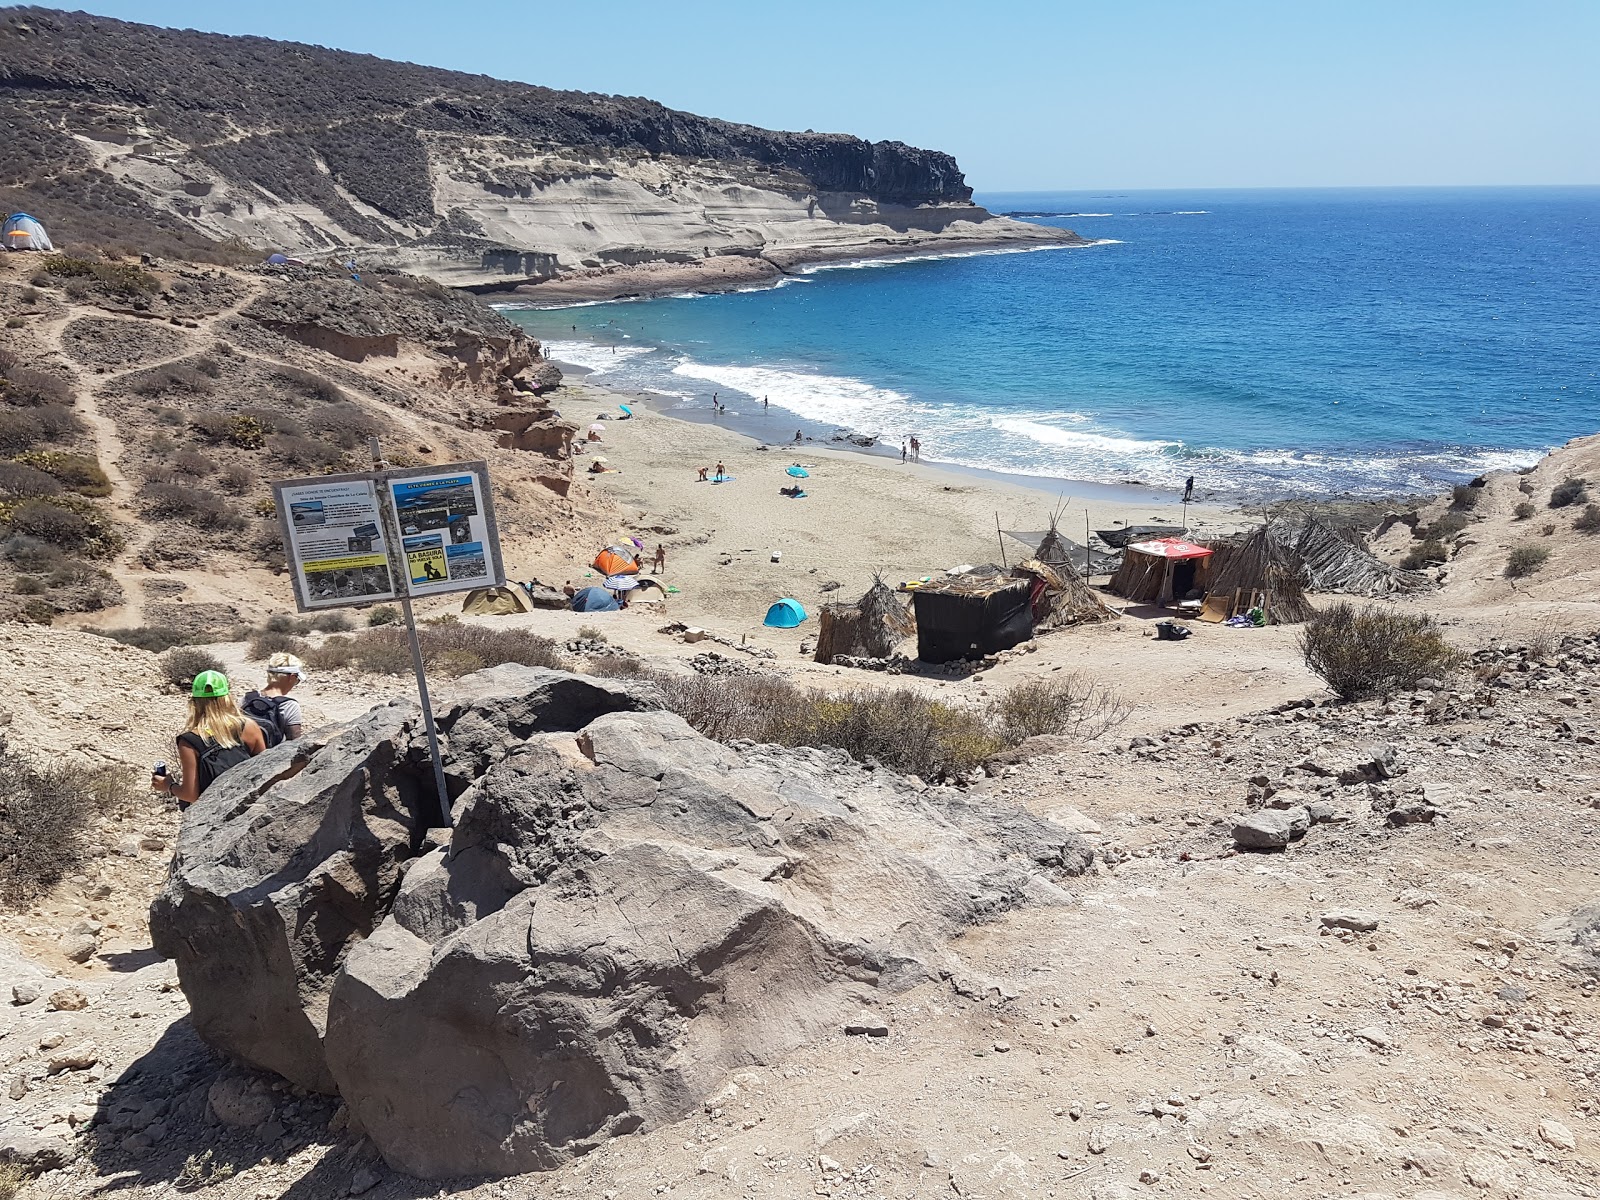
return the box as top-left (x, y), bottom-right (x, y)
top-left (995, 512), bottom-right (1007, 568)
top-left (1085, 510), bottom-right (1092, 580)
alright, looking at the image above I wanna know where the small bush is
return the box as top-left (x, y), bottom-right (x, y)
top-left (14, 451), bottom-right (112, 496)
top-left (6, 500), bottom-right (88, 548)
top-left (141, 483), bottom-right (244, 530)
top-left (263, 613), bottom-right (303, 633)
top-left (1399, 540), bottom-right (1447, 570)
top-left (577, 625), bottom-right (608, 643)
top-left (366, 604), bottom-right (400, 627)
top-left (172, 450), bottom-right (217, 477)
top-left (0, 411), bottom-right (44, 453)
top-left (1449, 483), bottom-right (1481, 511)
top-left (0, 744), bottom-right (129, 907)
top-left (1505, 545), bottom-right (1551, 578)
top-left (1414, 511), bottom-right (1468, 542)
top-left (100, 626), bottom-right (198, 653)
top-left (1299, 602), bottom-right (1464, 700)
top-left (3, 317), bottom-right (21, 330)
top-left (19, 287), bottom-right (39, 304)
top-left (306, 624), bottom-right (563, 677)
top-left (309, 611), bottom-right (353, 633)
top-left (13, 575), bottom-right (44, 595)
top-left (0, 462), bottom-right (62, 498)
top-left (249, 630), bottom-right (310, 660)
top-left (42, 255), bottom-right (160, 296)
top-left (1574, 504), bottom-right (1600, 534)
top-left (218, 464), bottom-right (254, 494)
top-left (992, 676), bottom-right (1130, 743)
top-left (268, 433), bottom-right (345, 469)
top-left (160, 646), bottom-right (225, 691)
top-left (1513, 501), bottom-right (1536, 520)
top-left (0, 365), bottom-right (72, 407)
top-left (1550, 478), bottom-right (1588, 508)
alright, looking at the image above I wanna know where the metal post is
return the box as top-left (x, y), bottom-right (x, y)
top-left (370, 437), bottom-right (453, 828)
top-left (995, 512), bottom-right (1007, 569)
top-left (1085, 511), bottom-right (1091, 580)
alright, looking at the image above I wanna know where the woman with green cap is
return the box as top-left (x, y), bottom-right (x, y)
top-left (152, 670), bottom-right (266, 808)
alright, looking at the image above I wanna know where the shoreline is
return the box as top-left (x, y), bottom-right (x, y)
top-left (489, 230), bottom-right (1101, 309)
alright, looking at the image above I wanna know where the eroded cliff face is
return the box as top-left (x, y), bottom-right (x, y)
top-left (0, 8), bottom-right (1068, 287)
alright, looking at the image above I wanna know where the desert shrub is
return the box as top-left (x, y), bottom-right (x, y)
top-left (366, 604), bottom-right (400, 626)
top-left (172, 450), bottom-right (217, 477)
top-left (1399, 540), bottom-right (1447, 570)
top-left (309, 611), bottom-right (353, 633)
top-left (19, 287), bottom-right (39, 304)
top-left (774, 688), bottom-right (1006, 780)
top-left (160, 646), bottom-right (225, 692)
top-left (42, 255), bottom-right (160, 296)
top-left (132, 364), bottom-right (213, 398)
top-left (271, 366), bottom-right (346, 405)
top-left (1449, 483), bottom-right (1481, 511)
top-left (1550, 479), bottom-right (1588, 508)
top-left (249, 630), bottom-right (310, 660)
top-left (1574, 504), bottom-right (1600, 534)
top-left (14, 451), bottom-right (111, 497)
top-left (577, 625), bottom-right (608, 642)
top-left (155, 406), bottom-right (186, 427)
top-left (263, 614), bottom-right (305, 634)
top-left (308, 401), bottom-right (383, 448)
top-left (305, 624), bottom-right (563, 677)
top-left (0, 743), bottom-right (129, 907)
top-left (585, 655), bottom-right (648, 678)
top-left (3, 317), bottom-right (21, 330)
top-left (0, 411), bottom-right (44, 453)
top-left (1299, 602), bottom-right (1464, 700)
top-left (218, 464), bottom-right (254, 494)
top-left (1513, 501), bottom-right (1536, 520)
top-left (0, 462), bottom-right (62, 498)
top-left (141, 483), bottom-right (244, 530)
top-left (992, 676), bottom-right (1130, 743)
top-left (0, 365), bottom-right (73, 407)
top-left (194, 355), bottom-right (224, 378)
top-left (1, 534), bottom-right (66, 573)
top-left (268, 433), bottom-right (345, 469)
top-left (13, 575), bottom-right (44, 595)
top-left (1526, 629), bottom-right (1560, 662)
top-left (190, 412), bottom-right (264, 449)
top-left (1414, 511), bottom-right (1468, 542)
top-left (99, 626), bottom-right (199, 653)
top-left (1505, 545), bottom-right (1551, 578)
top-left (5, 500), bottom-right (87, 549)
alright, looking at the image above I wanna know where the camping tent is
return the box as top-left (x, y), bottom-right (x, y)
top-left (814, 577), bottom-right (915, 662)
top-left (3, 213), bottom-right (53, 252)
top-left (911, 576), bottom-right (1034, 663)
top-left (571, 587), bottom-right (620, 613)
top-left (1108, 537), bottom-right (1214, 606)
top-left (763, 598), bottom-right (807, 628)
top-left (592, 546), bottom-right (639, 576)
top-left (461, 585), bottom-right (533, 616)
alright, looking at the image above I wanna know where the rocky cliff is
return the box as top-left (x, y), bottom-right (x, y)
top-left (0, 8), bottom-right (1075, 290)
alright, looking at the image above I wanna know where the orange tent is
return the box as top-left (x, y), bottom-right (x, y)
top-left (592, 547), bottom-right (639, 576)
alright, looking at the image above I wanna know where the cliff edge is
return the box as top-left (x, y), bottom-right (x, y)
top-left (0, 8), bottom-right (1079, 294)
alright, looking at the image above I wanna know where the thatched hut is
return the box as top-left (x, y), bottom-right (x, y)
top-left (1291, 516), bottom-right (1433, 596)
top-left (1203, 523), bottom-right (1316, 624)
top-left (1108, 536), bottom-right (1215, 606)
top-left (1013, 557), bottom-right (1114, 628)
top-left (813, 578), bottom-right (915, 663)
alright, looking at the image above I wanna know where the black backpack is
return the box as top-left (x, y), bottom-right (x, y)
top-left (240, 692), bottom-right (289, 748)
top-left (177, 732), bottom-right (253, 796)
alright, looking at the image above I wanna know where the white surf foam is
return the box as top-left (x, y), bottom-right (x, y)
top-left (793, 240), bottom-right (1115, 276)
top-left (669, 359), bottom-right (916, 430)
top-left (543, 339), bottom-right (657, 372)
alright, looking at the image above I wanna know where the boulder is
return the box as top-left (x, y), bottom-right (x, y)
top-left (1231, 807), bottom-right (1309, 851)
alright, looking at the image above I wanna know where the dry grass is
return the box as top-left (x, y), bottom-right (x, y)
top-left (0, 743), bottom-right (130, 907)
top-left (307, 622), bottom-right (565, 677)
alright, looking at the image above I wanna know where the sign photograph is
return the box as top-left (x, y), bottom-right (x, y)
top-left (273, 473), bottom-right (399, 610)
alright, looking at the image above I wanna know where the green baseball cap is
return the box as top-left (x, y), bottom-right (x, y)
top-left (191, 670), bottom-right (230, 699)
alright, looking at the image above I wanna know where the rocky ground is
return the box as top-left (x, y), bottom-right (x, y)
top-left (3, 629), bottom-right (1596, 1200)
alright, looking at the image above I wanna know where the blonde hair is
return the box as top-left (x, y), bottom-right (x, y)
top-left (186, 694), bottom-right (247, 748)
top-left (266, 652), bottom-right (304, 677)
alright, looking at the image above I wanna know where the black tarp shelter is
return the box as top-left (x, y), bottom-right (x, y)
top-left (910, 577), bottom-right (1034, 663)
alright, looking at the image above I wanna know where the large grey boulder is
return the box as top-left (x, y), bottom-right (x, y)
top-left (157, 670), bottom-right (1085, 1177)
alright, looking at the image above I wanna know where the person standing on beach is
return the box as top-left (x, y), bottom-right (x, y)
top-left (714, 460), bottom-right (727, 480)
top-left (910, 436), bottom-right (921, 462)
top-left (901, 441), bottom-right (908, 462)
top-left (763, 395), bottom-right (769, 409)
top-left (794, 430), bottom-right (803, 444)
top-left (1183, 475), bottom-right (1195, 502)
top-left (652, 544), bottom-right (667, 574)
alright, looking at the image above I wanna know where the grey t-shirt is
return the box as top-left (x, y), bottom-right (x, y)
top-left (268, 694), bottom-right (303, 733)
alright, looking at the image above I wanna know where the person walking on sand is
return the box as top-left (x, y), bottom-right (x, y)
top-left (652, 543), bottom-right (667, 574)
top-left (1183, 475), bottom-right (1195, 503)
top-left (153, 670), bottom-right (266, 809)
top-left (901, 441), bottom-right (907, 463)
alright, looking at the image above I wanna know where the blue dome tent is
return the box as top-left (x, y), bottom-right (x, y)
top-left (570, 586), bottom-right (620, 613)
top-left (763, 598), bottom-right (807, 628)
top-left (3, 213), bottom-right (54, 252)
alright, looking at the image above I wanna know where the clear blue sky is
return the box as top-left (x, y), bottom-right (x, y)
top-left (61, 0), bottom-right (1600, 191)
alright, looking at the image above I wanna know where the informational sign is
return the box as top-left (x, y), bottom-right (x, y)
top-left (385, 465), bottom-right (502, 597)
top-left (273, 460), bottom-right (503, 612)
top-left (274, 473), bottom-right (399, 610)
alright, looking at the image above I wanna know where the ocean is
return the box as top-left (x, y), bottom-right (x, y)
top-left (501, 186), bottom-right (1600, 500)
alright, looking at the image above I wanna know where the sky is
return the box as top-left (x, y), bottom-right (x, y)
top-left (51, 0), bottom-right (1600, 191)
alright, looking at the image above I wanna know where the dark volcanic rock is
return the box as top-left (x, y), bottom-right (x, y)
top-left (156, 669), bottom-right (1083, 1177)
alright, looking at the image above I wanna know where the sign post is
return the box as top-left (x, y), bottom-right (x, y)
top-left (272, 444), bottom-right (506, 828)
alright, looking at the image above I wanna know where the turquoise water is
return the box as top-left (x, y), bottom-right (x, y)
top-left (504, 186), bottom-right (1600, 499)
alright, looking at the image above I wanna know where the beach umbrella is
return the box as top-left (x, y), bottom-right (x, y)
top-left (786, 465), bottom-right (810, 478)
top-left (604, 575), bottom-right (639, 591)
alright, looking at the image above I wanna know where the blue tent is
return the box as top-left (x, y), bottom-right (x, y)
top-left (571, 586), bottom-right (620, 613)
top-left (265, 253), bottom-right (290, 265)
top-left (763, 598), bottom-right (807, 628)
top-left (3, 212), bottom-right (53, 252)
